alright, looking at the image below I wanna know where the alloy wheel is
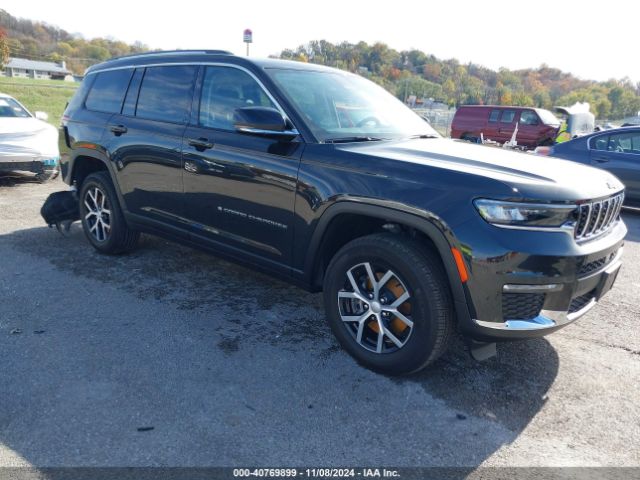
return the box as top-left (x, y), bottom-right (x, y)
top-left (338, 262), bottom-right (414, 354)
top-left (84, 186), bottom-right (111, 242)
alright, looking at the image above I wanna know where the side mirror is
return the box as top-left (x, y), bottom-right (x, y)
top-left (233, 107), bottom-right (298, 141)
top-left (34, 111), bottom-right (49, 121)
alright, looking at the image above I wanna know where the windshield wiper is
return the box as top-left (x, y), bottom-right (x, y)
top-left (408, 134), bottom-right (439, 139)
top-left (324, 136), bottom-right (384, 144)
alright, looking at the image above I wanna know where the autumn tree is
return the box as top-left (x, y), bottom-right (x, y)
top-left (0, 27), bottom-right (8, 69)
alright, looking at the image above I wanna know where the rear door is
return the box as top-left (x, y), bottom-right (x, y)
top-left (496, 109), bottom-right (518, 143)
top-left (181, 65), bottom-right (303, 267)
top-left (590, 130), bottom-right (640, 204)
top-left (106, 65), bottom-right (198, 230)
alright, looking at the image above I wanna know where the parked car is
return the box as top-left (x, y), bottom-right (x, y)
top-left (451, 105), bottom-right (561, 149)
top-left (0, 93), bottom-right (59, 181)
top-left (544, 126), bottom-right (640, 208)
top-left (59, 51), bottom-right (626, 374)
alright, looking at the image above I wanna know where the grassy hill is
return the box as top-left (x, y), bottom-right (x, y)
top-left (0, 76), bottom-right (77, 127)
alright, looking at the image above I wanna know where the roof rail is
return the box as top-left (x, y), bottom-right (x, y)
top-left (108, 49), bottom-right (234, 62)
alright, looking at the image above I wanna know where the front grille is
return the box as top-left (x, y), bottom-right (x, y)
top-left (502, 293), bottom-right (545, 320)
top-left (575, 192), bottom-right (624, 241)
top-left (578, 249), bottom-right (618, 277)
top-left (568, 290), bottom-right (596, 314)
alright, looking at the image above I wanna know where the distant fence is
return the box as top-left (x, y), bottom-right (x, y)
top-left (413, 108), bottom-right (456, 137)
top-left (0, 80), bottom-right (78, 90)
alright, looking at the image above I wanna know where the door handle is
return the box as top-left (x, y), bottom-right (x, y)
top-left (187, 137), bottom-right (214, 151)
top-left (593, 156), bottom-right (610, 163)
top-left (109, 124), bottom-right (128, 135)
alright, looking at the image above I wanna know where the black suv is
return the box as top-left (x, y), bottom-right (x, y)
top-left (60, 50), bottom-right (626, 374)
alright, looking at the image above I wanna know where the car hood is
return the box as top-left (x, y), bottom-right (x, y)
top-left (339, 138), bottom-right (624, 201)
top-left (0, 118), bottom-right (59, 159)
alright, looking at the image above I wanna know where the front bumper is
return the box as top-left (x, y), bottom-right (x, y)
top-left (473, 249), bottom-right (621, 336)
top-left (0, 158), bottom-right (59, 174)
top-left (455, 215), bottom-right (627, 341)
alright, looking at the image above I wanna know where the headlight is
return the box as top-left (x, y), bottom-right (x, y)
top-left (474, 199), bottom-right (577, 228)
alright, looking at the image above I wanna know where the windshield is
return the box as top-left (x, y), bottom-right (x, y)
top-left (0, 97), bottom-right (31, 118)
top-left (536, 108), bottom-right (560, 126)
top-left (267, 68), bottom-right (439, 142)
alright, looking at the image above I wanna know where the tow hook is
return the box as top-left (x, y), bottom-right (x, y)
top-left (467, 340), bottom-right (497, 361)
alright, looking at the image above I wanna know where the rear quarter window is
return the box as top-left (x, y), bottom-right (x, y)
top-left (489, 109), bottom-right (500, 122)
top-left (84, 69), bottom-right (133, 114)
top-left (590, 135), bottom-right (609, 151)
top-left (65, 75), bottom-right (95, 115)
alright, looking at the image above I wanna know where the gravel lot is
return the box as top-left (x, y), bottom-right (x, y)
top-left (0, 172), bottom-right (639, 469)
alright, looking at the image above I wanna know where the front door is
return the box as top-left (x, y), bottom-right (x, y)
top-left (181, 65), bottom-right (303, 267)
top-left (517, 109), bottom-right (542, 148)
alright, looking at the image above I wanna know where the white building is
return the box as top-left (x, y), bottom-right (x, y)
top-left (2, 58), bottom-right (73, 81)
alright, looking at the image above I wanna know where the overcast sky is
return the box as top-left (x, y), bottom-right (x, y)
top-left (3, 0), bottom-right (638, 83)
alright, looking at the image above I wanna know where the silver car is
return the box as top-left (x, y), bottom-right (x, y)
top-left (0, 93), bottom-right (59, 182)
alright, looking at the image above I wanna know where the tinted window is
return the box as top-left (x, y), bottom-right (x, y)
top-left (608, 132), bottom-right (640, 154)
top-left (591, 135), bottom-right (609, 151)
top-left (199, 66), bottom-right (276, 130)
top-left (500, 110), bottom-right (516, 123)
top-left (122, 69), bottom-right (143, 116)
top-left (136, 66), bottom-right (197, 123)
top-left (489, 109), bottom-right (500, 122)
top-left (520, 110), bottom-right (539, 125)
top-left (85, 69), bottom-right (133, 114)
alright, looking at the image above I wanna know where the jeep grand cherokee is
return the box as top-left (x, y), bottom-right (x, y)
top-left (59, 50), bottom-right (626, 374)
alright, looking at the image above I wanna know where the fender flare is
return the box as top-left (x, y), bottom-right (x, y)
top-left (304, 199), bottom-right (469, 314)
top-left (69, 149), bottom-right (128, 213)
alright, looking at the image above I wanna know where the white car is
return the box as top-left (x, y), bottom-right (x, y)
top-left (0, 93), bottom-right (59, 182)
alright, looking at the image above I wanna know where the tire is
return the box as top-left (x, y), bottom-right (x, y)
top-left (462, 134), bottom-right (480, 144)
top-left (79, 171), bottom-right (139, 254)
top-left (323, 233), bottom-right (454, 375)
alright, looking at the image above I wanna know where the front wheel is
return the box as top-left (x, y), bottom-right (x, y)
top-left (323, 233), bottom-right (454, 375)
top-left (79, 171), bottom-right (139, 254)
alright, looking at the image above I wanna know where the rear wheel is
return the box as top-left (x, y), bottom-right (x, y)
top-left (79, 171), bottom-right (139, 254)
top-left (323, 233), bottom-right (454, 375)
top-left (461, 133), bottom-right (480, 144)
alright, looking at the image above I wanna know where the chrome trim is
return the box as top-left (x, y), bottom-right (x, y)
top-left (503, 283), bottom-right (561, 292)
top-left (85, 50), bottom-right (233, 74)
top-left (575, 192), bottom-right (625, 242)
top-left (593, 200), bottom-right (605, 231)
top-left (566, 298), bottom-right (597, 322)
top-left (578, 203), bottom-right (591, 237)
top-left (237, 126), bottom-right (299, 138)
top-left (474, 303), bottom-right (593, 331)
top-left (487, 222), bottom-right (576, 233)
top-left (476, 200), bottom-right (580, 210)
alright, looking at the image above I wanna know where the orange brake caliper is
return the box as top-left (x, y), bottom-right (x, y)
top-left (366, 273), bottom-right (411, 335)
